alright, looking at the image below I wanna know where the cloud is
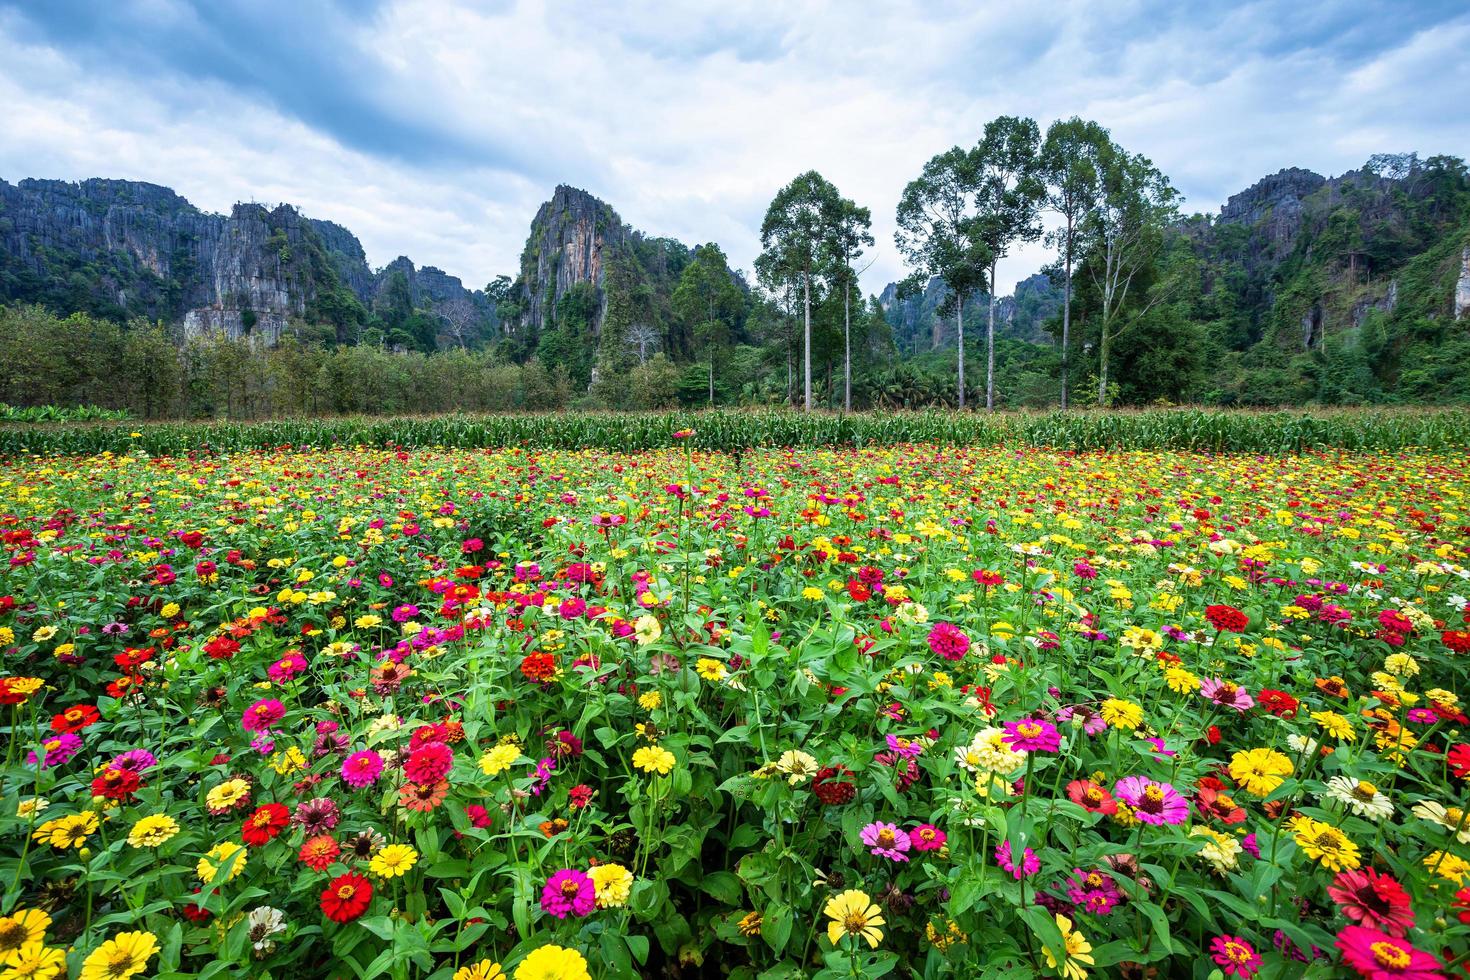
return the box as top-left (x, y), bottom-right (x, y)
top-left (1, 0), bottom-right (1467, 299)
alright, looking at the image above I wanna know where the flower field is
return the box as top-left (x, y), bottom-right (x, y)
top-left (1, 441), bottom-right (1469, 979)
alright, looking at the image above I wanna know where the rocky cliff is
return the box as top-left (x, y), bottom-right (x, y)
top-left (511, 184), bottom-right (633, 339)
top-left (878, 272), bottom-right (1063, 355)
top-left (0, 177), bottom-right (495, 346)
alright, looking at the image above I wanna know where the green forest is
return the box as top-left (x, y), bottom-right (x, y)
top-left (2, 116), bottom-right (1468, 419)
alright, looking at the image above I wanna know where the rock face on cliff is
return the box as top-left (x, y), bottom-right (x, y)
top-left (1216, 167), bottom-right (1327, 260)
top-left (511, 185), bottom-right (633, 339)
top-left (878, 272), bottom-right (1063, 354)
top-left (1457, 245), bottom-right (1470, 321)
top-left (0, 177), bottom-right (495, 346)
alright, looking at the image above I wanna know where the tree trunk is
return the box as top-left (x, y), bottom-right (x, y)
top-left (843, 276), bottom-right (852, 413)
top-left (986, 261), bottom-right (997, 411)
top-left (956, 293), bottom-right (965, 409)
top-left (1061, 218), bottom-right (1072, 411)
top-left (708, 355), bottom-right (714, 406)
top-left (802, 271), bottom-right (813, 412)
top-left (1097, 324), bottom-right (1110, 407)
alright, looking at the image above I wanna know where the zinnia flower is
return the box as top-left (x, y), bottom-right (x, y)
top-left (78, 931), bottom-right (158, 980)
top-left (1327, 869), bottom-right (1416, 937)
top-left (1113, 776), bottom-right (1188, 825)
top-left (587, 863), bottom-right (634, 908)
top-left (860, 822), bottom-right (911, 862)
top-left (321, 872), bottom-right (373, 923)
top-left (513, 944), bottom-right (590, 980)
top-left (1334, 925), bottom-right (1442, 979)
top-left (1228, 748), bottom-right (1292, 796)
top-left (540, 869), bottom-right (595, 918)
top-left (824, 889), bottom-right (884, 948)
top-left (995, 840), bottom-right (1040, 879)
top-left (1002, 718), bottom-right (1061, 753)
top-left (1040, 914), bottom-right (1094, 980)
top-left (1211, 935), bottom-right (1261, 977)
top-left (341, 750), bottom-right (385, 788)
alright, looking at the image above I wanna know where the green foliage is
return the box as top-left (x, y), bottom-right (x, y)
top-left (4, 406), bottom-right (1466, 456)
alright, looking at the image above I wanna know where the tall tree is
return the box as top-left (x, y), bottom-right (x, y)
top-left (760, 172), bottom-right (840, 411)
top-left (824, 195), bottom-right (874, 412)
top-left (972, 115), bottom-right (1044, 410)
top-left (895, 148), bottom-right (990, 409)
top-left (1082, 143), bottom-right (1180, 405)
top-left (1039, 117), bottom-right (1109, 409)
top-left (671, 243), bottom-right (744, 405)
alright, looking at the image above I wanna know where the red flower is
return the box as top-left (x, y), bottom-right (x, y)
top-left (403, 742), bottom-right (453, 784)
top-left (568, 784), bottom-right (594, 809)
top-left (812, 766), bottom-right (856, 805)
top-left (299, 834), bottom-right (340, 871)
top-left (1448, 743), bottom-right (1470, 781)
top-left (51, 704), bottom-right (101, 733)
top-left (321, 872), bottom-right (373, 923)
top-left (1066, 779), bottom-right (1118, 815)
top-left (241, 803), bottom-right (291, 847)
top-left (1205, 604), bottom-right (1249, 633)
top-left (520, 652), bottom-right (556, 682)
top-left (1327, 869), bottom-right (1415, 938)
top-left (203, 636), bottom-right (240, 661)
top-left (1442, 630), bottom-right (1470, 654)
top-left (91, 766), bottom-right (142, 801)
top-left (1257, 689), bottom-right (1299, 718)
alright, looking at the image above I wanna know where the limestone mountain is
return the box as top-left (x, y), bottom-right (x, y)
top-left (0, 177), bottom-right (496, 348)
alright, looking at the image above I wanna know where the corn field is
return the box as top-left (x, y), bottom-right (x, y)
top-left (0, 408), bottom-right (1467, 456)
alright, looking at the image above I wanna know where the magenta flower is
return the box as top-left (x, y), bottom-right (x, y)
top-left (109, 749), bottom-right (158, 773)
top-left (926, 622), bottom-right (970, 661)
top-left (883, 734), bottom-right (924, 759)
top-left (1002, 719), bottom-right (1061, 753)
top-left (1057, 705), bottom-right (1107, 736)
top-left (1199, 678), bottom-right (1255, 712)
top-left (1065, 868), bottom-right (1121, 915)
top-left (541, 868), bottom-right (595, 918)
top-left (908, 824), bottom-right (947, 852)
top-left (995, 840), bottom-right (1039, 879)
top-left (292, 797), bottom-right (341, 834)
top-left (1113, 775), bottom-right (1188, 825)
top-left (267, 652), bottom-right (307, 683)
top-left (341, 750), bottom-right (384, 788)
top-left (1211, 935), bottom-right (1262, 977)
top-left (861, 821), bottom-right (911, 862)
top-left (241, 698), bottom-right (286, 733)
top-left (27, 732), bottom-right (81, 768)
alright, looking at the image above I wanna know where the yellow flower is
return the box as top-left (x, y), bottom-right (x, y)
top-left (637, 691), bottom-right (662, 711)
top-left (1426, 851), bottom-right (1470, 885)
top-left (127, 814), bottom-right (180, 848)
top-left (802, 586), bottom-right (824, 601)
top-left (513, 944), bottom-right (590, 980)
top-left (633, 615), bottom-right (661, 646)
top-left (1311, 710), bottom-right (1356, 741)
top-left (197, 842), bottom-right (247, 884)
top-left (774, 750), bottom-right (819, 785)
top-left (1163, 666), bottom-right (1200, 694)
top-left (270, 746), bottom-right (307, 775)
top-left (695, 658), bottom-right (727, 682)
top-left (478, 743), bottom-right (522, 777)
top-left (0, 941), bottom-right (66, 980)
top-left (159, 603), bottom-right (180, 619)
top-left (1042, 914), bottom-right (1094, 980)
top-left (78, 931), bottom-right (158, 980)
top-left (15, 798), bottom-right (47, 819)
top-left (587, 863), bottom-right (634, 909)
top-left (206, 778), bottom-right (251, 812)
top-left (453, 961), bottom-right (505, 980)
top-left (1190, 826), bottom-right (1242, 873)
top-left (0, 909), bottom-right (50, 954)
top-left (369, 843), bottom-right (418, 879)
top-left (1099, 698), bottom-right (1143, 731)
top-left (1227, 748), bottom-right (1293, 796)
top-left (32, 811), bottom-right (98, 849)
top-left (1290, 816), bottom-right (1360, 872)
top-left (824, 889), bottom-right (884, 948)
top-left (354, 614), bottom-right (382, 629)
top-left (632, 745), bottom-right (676, 776)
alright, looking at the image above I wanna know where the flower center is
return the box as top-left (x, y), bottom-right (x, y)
top-left (1224, 941), bottom-right (1251, 964)
top-left (337, 884), bottom-right (356, 900)
top-left (877, 829), bottom-right (896, 846)
top-left (1370, 941), bottom-right (1411, 970)
top-left (843, 912), bottom-right (867, 934)
top-left (253, 812), bottom-right (272, 827)
top-left (561, 880), bottom-right (581, 897)
top-left (1017, 723), bottom-right (1041, 738)
top-left (1353, 781), bottom-right (1378, 800)
top-left (103, 950), bottom-right (137, 978)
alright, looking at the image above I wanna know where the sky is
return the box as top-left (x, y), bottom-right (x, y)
top-left (2, 0), bottom-right (1468, 298)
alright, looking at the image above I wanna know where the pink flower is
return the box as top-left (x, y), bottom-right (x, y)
top-left (1334, 925), bottom-right (1443, 979)
top-left (1002, 719), bottom-right (1061, 753)
top-left (28, 732), bottom-right (82, 768)
top-left (241, 698), bottom-right (286, 733)
top-left (1113, 776), bottom-right (1188, 825)
top-left (994, 840), bottom-right (1039, 879)
top-left (908, 824), bottom-right (946, 852)
top-left (340, 750), bottom-right (384, 788)
top-left (926, 622), bottom-right (970, 661)
top-left (541, 868), bottom-right (595, 918)
top-left (1200, 678), bottom-right (1255, 712)
top-left (267, 652), bottom-right (307, 683)
top-left (860, 822), bottom-right (911, 862)
top-left (1211, 935), bottom-right (1262, 977)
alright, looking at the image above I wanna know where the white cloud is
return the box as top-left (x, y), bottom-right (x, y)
top-left (1, 1), bottom-right (1466, 299)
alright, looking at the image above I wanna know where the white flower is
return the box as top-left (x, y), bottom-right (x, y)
top-left (1448, 594), bottom-right (1469, 612)
top-left (1412, 800), bottom-right (1470, 842)
top-left (1286, 733), bottom-right (1320, 757)
top-left (1321, 776), bottom-right (1393, 822)
top-left (247, 905), bottom-right (287, 953)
